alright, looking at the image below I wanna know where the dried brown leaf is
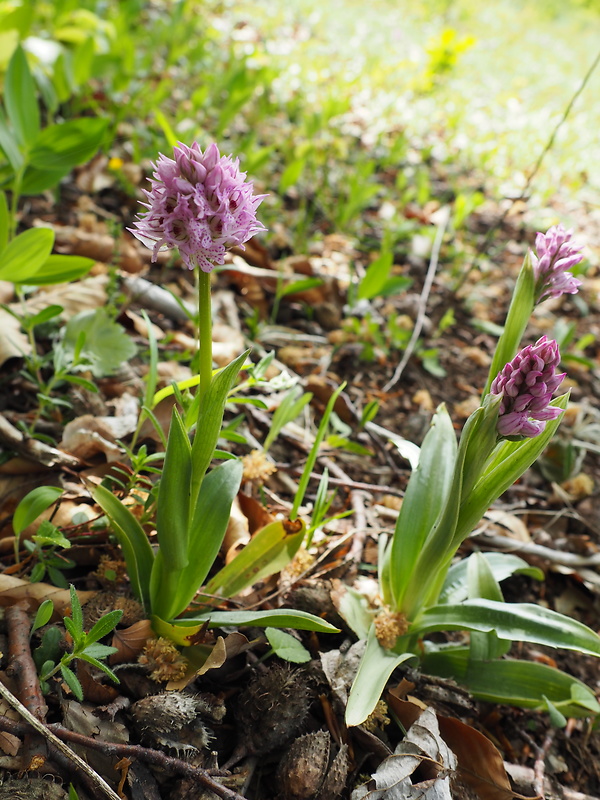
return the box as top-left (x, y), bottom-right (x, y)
top-left (110, 619), bottom-right (153, 665)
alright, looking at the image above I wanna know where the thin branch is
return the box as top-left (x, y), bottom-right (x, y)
top-left (0, 678), bottom-right (121, 800)
top-left (0, 714), bottom-right (250, 800)
top-left (383, 207), bottom-right (450, 392)
top-left (453, 47), bottom-right (600, 293)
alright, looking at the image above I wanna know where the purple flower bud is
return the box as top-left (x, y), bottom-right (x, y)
top-left (129, 141), bottom-right (267, 273)
top-left (530, 224), bottom-right (583, 302)
top-left (490, 336), bottom-right (565, 438)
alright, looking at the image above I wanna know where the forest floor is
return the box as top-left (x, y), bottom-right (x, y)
top-left (0, 153), bottom-right (599, 800)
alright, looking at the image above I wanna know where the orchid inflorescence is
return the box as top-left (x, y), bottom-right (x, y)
top-left (491, 335), bottom-right (565, 438)
top-left (129, 141), bottom-right (267, 273)
top-left (531, 223), bottom-right (584, 302)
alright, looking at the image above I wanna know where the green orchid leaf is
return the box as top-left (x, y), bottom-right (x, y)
top-left (150, 459), bottom-right (243, 620)
top-left (382, 404), bottom-right (457, 609)
top-left (189, 350), bottom-right (249, 504)
top-left (439, 552), bottom-right (544, 604)
top-left (346, 625), bottom-right (416, 727)
top-left (188, 458), bottom-right (243, 583)
top-left (90, 481), bottom-right (154, 610)
top-left (421, 647), bottom-right (600, 718)
top-left (482, 253), bottom-right (536, 396)
top-left (467, 552), bottom-right (511, 660)
top-left (155, 407), bottom-right (192, 572)
top-left (203, 518), bottom-right (306, 599)
top-left (414, 598), bottom-right (600, 657)
top-left (174, 608), bottom-right (340, 633)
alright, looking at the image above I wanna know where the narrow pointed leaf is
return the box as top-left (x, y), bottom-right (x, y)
top-left (439, 552), bottom-right (543, 604)
top-left (383, 405), bottom-right (456, 608)
top-left (203, 518), bottom-right (305, 599)
top-left (90, 482), bottom-right (154, 610)
top-left (413, 599), bottom-right (600, 657)
top-left (189, 350), bottom-right (248, 504)
top-left (174, 608), bottom-right (339, 633)
top-left (346, 625), bottom-right (416, 727)
top-left (155, 407), bottom-right (192, 571)
top-left (422, 647), bottom-right (600, 717)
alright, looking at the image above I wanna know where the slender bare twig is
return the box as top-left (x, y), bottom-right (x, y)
top-left (320, 456), bottom-right (370, 566)
top-left (453, 48), bottom-right (600, 293)
top-left (383, 206), bottom-right (450, 392)
top-left (0, 678), bottom-right (121, 800)
top-left (0, 715), bottom-right (249, 800)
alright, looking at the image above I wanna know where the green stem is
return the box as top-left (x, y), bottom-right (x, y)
top-left (9, 167), bottom-right (25, 241)
top-left (196, 268), bottom-right (213, 404)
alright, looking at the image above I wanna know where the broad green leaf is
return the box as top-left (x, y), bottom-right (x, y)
top-left (346, 625), bottom-right (416, 726)
top-left (187, 458), bottom-right (243, 584)
top-left (0, 108), bottom-right (24, 170)
top-left (467, 552), bottom-right (510, 660)
top-left (381, 404), bottom-right (456, 609)
top-left (439, 552), bottom-right (544, 604)
top-left (358, 250), bottom-right (393, 300)
top-left (90, 482), bottom-right (154, 610)
top-left (155, 407), bottom-right (192, 571)
top-left (27, 254), bottom-right (95, 285)
top-left (5, 45), bottom-right (40, 147)
top-left (0, 191), bottom-right (8, 254)
top-left (13, 485), bottom-right (63, 536)
top-left (174, 608), bottom-right (340, 633)
top-left (31, 599), bottom-right (54, 634)
top-left (204, 518), bottom-right (305, 599)
top-left (189, 350), bottom-right (249, 504)
top-left (378, 275), bottom-right (413, 298)
top-left (265, 628), bottom-right (311, 663)
top-left (413, 598), bottom-right (600, 657)
top-left (0, 227), bottom-right (55, 282)
top-left (62, 308), bottom-right (137, 377)
top-left (28, 117), bottom-right (108, 171)
top-left (19, 166), bottom-right (68, 195)
top-left (26, 305), bottom-right (64, 327)
top-left (421, 647), bottom-right (600, 717)
top-left (335, 585), bottom-right (375, 640)
top-left (150, 459), bottom-right (243, 620)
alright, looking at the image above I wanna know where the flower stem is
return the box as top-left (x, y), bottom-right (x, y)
top-left (197, 268), bottom-right (213, 403)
